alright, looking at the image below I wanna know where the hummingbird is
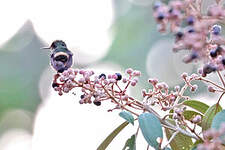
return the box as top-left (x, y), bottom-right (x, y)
top-left (42, 40), bottom-right (73, 73)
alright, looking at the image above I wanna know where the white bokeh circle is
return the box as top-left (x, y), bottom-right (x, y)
top-left (29, 0), bottom-right (113, 60)
top-left (0, 0), bottom-right (30, 46)
top-left (0, 129), bottom-right (32, 150)
top-left (146, 39), bottom-right (195, 86)
top-left (0, 0), bottom-right (113, 60)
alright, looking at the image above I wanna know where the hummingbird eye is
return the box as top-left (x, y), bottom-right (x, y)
top-left (50, 43), bottom-right (57, 49)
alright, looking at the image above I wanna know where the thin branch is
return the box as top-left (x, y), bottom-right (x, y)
top-left (217, 71), bottom-right (225, 88)
top-left (216, 92), bottom-right (225, 114)
top-left (162, 113), bottom-right (174, 120)
top-left (217, 92), bottom-right (225, 105)
top-left (162, 131), bottom-right (179, 150)
top-left (170, 83), bottom-right (189, 110)
top-left (135, 126), bottom-right (140, 137)
top-left (102, 86), bottom-right (140, 116)
top-left (147, 145), bottom-right (149, 150)
top-left (197, 77), bottom-right (225, 90)
top-left (185, 123), bottom-right (203, 141)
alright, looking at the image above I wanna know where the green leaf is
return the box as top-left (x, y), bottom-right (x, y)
top-left (119, 111), bottom-right (134, 125)
top-left (190, 140), bottom-right (203, 150)
top-left (138, 113), bottom-right (163, 149)
top-left (202, 104), bottom-right (222, 131)
top-left (165, 119), bottom-right (193, 150)
top-left (183, 100), bottom-right (209, 114)
top-left (169, 109), bottom-right (173, 119)
top-left (165, 126), bottom-right (193, 150)
top-left (122, 134), bottom-right (136, 150)
top-left (183, 110), bottom-right (202, 121)
top-left (97, 121), bottom-right (129, 150)
top-left (211, 110), bottom-right (225, 144)
top-left (0, 21), bottom-right (48, 133)
top-left (183, 110), bottom-right (202, 126)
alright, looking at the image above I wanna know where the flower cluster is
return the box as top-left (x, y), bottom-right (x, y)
top-left (153, 0), bottom-right (225, 77)
top-left (52, 68), bottom-right (142, 110)
top-left (46, 0), bottom-right (225, 149)
top-left (51, 65), bottom-right (225, 149)
top-left (142, 72), bottom-right (199, 111)
top-left (197, 123), bottom-right (225, 150)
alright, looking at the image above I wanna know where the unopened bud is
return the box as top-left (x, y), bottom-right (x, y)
top-left (181, 72), bottom-right (188, 78)
top-left (192, 115), bottom-right (201, 123)
top-left (190, 84), bottom-right (198, 92)
top-left (208, 86), bottom-right (216, 92)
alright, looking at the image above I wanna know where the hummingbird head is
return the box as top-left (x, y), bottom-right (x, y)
top-left (41, 40), bottom-right (67, 50)
top-left (50, 40), bottom-right (67, 49)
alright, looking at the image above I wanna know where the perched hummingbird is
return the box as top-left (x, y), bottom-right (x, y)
top-left (42, 40), bottom-right (73, 73)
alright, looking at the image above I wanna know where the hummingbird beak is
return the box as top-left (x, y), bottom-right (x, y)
top-left (40, 47), bottom-right (50, 50)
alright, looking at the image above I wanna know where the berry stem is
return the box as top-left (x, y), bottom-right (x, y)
top-left (102, 86), bottom-right (140, 116)
top-left (197, 77), bottom-right (225, 90)
top-left (161, 131), bottom-right (179, 150)
top-left (217, 71), bottom-right (225, 88)
top-left (216, 92), bottom-right (225, 114)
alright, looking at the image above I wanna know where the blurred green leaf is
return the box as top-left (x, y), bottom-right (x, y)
top-left (183, 110), bottom-right (202, 121)
top-left (119, 111), bottom-right (134, 125)
top-left (183, 100), bottom-right (209, 114)
top-left (97, 121), bottom-right (129, 150)
top-left (190, 140), bottom-right (203, 150)
top-left (212, 110), bottom-right (225, 129)
top-left (0, 20), bottom-right (48, 134)
top-left (165, 119), bottom-right (193, 150)
top-left (122, 134), bottom-right (136, 150)
top-left (138, 113), bottom-right (163, 149)
top-left (211, 109), bottom-right (225, 144)
top-left (183, 110), bottom-right (202, 126)
top-left (202, 104), bottom-right (222, 131)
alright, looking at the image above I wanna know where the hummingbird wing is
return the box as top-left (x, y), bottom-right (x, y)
top-left (64, 53), bottom-right (73, 70)
top-left (50, 53), bottom-right (65, 72)
top-left (50, 53), bottom-right (55, 69)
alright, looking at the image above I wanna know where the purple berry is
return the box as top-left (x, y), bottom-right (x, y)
top-left (176, 31), bottom-right (183, 39)
top-left (99, 73), bottom-right (106, 79)
top-left (203, 64), bottom-right (217, 75)
top-left (191, 51), bottom-right (198, 59)
top-left (93, 101), bottom-right (101, 106)
top-left (187, 28), bottom-right (195, 33)
top-left (52, 82), bottom-right (59, 88)
top-left (186, 16), bottom-right (195, 25)
top-left (157, 12), bottom-right (165, 20)
top-left (210, 46), bottom-right (222, 58)
top-left (80, 94), bottom-right (85, 99)
top-left (222, 58), bottom-right (225, 65)
top-left (212, 25), bottom-right (221, 35)
top-left (153, 1), bottom-right (161, 10)
top-left (168, 8), bottom-right (173, 13)
top-left (115, 73), bottom-right (122, 81)
top-left (210, 50), bottom-right (217, 58)
top-left (216, 46), bottom-right (222, 53)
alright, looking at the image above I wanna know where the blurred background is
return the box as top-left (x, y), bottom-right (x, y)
top-left (0, 0), bottom-right (224, 149)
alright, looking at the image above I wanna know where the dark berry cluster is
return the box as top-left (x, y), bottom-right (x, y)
top-left (153, 1), bottom-right (225, 77)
